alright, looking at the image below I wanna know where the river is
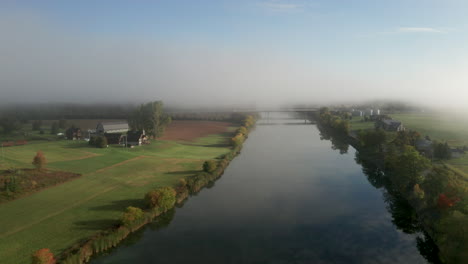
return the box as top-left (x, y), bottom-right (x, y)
top-left (91, 114), bottom-right (429, 264)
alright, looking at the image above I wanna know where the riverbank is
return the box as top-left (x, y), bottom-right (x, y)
top-left (57, 116), bottom-right (257, 264)
top-left (316, 109), bottom-right (467, 264)
top-left (0, 119), bottom-right (254, 264)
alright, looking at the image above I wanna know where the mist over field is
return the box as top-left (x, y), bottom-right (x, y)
top-left (1, 1), bottom-right (468, 110)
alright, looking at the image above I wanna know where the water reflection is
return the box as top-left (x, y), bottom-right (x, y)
top-left (91, 114), bottom-right (431, 264)
top-left (319, 126), bottom-right (441, 264)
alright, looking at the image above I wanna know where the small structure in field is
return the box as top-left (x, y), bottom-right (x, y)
top-left (126, 131), bottom-right (147, 146)
top-left (377, 119), bottom-right (404, 132)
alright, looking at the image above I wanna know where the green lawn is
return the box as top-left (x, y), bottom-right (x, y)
top-left (349, 118), bottom-right (374, 131)
top-left (392, 113), bottom-right (468, 147)
top-left (391, 113), bottom-right (468, 179)
top-left (0, 126), bottom-right (235, 264)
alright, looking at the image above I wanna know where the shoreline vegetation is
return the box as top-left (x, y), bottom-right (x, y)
top-left (54, 115), bottom-right (257, 264)
top-left (316, 108), bottom-right (467, 264)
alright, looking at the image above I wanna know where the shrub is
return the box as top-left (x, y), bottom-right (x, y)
top-left (120, 206), bottom-right (144, 227)
top-left (203, 160), bottom-right (217, 173)
top-left (231, 134), bottom-right (244, 147)
top-left (32, 248), bottom-right (56, 264)
top-left (32, 151), bottom-right (47, 170)
top-left (88, 136), bottom-right (96, 146)
top-left (94, 136), bottom-right (108, 148)
top-left (237, 126), bottom-right (247, 135)
top-left (144, 187), bottom-right (176, 210)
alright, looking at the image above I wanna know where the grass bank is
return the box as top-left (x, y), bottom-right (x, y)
top-left (0, 121), bottom-right (241, 264)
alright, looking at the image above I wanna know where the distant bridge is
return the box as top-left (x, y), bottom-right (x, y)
top-left (233, 108), bottom-right (319, 113)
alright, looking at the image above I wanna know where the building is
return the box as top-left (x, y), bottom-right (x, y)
top-left (126, 131), bottom-right (147, 146)
top-left (92, 122), bottom-right (129, 145)
top-left (96, 122), bottom-right (129, 134)
top-left (415, 138), bottom-right (433, 156)
top-left (378, 119), bottom-right (405, 131)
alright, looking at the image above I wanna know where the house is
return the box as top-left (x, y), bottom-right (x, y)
top-left (352, 110), bottom-right (363, 117)
top-left (66, 127), bottom-right (82, 140)
top-left (104, 133), bottom-right (123, 145)
top-left (415, 139), bottom-right (433, 156)
top-left (126, 131), bottom-right (147, 146)
top-left (451, 148), bottom-right (465, 158)
top-left (96, 122), bottom-right (129, 134)
top-left (378, 119), bottom-right (405, 131)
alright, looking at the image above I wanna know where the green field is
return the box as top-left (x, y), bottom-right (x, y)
top-left (392, 113), bottom-right (468, 147)
top-left (0, 126), bottom-right (236, 264)
top-left (391, 113), bottom-right (468, 179)
top-left (349, 118), bottom-right (374, 131)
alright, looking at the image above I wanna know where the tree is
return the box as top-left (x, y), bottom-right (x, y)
top-left (433, 141), bottom-right (452, 160)
top-left (94, 136), bottom-right (108, 148)
top-left (32, 120), bottom-right (43, 131)
top-left (32, 151), bottom-right (47, 170)
top-left (359, 129), bottom-right (387, 152)
top-left (0, 117), bottom-right (22, 135)
top-left (144, 187), bottom-right (176, 210)
top-left (237, 126), bottom-right (247, 135)
top-left (65, 125), bottom-right (76, 140)
top-left (58, 119), bottom-right (67, 129)
top-left (32, 248), bottom-right (56, 264)
top-left (386, 146), bottom-right (430, 191)
top-left (50, 122), bottom-right (58, 135)
top-left (128, 101), bottom-right (171, 138)
top-left (120, 206), bottom-right (144, 227)
top-left (231, 134), bottom-right (244, 148)
top-left (203, 160), bottom-right (217, 173)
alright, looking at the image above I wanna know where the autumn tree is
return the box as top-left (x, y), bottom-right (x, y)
top-left (32, 151), bottom-right (47, 170)
top-left (120, 206), bottom-right (144, 227)
top-left (203, 160), bottom-right (217, 173)
top-left (32, 248), bottom-right (56, 264)
top-left (144, 187), bottom-right (176, 210)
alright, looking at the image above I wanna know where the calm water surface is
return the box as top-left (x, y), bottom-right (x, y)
top-left (91, 115), bottom-right (427, 264)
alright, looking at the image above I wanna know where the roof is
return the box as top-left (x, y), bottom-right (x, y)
top-left (416, 139), bottom-right (432, 149)
top-left (98, 122), bottom-right (129, 132)
top-left (382, 119), bottom-right (401, 126)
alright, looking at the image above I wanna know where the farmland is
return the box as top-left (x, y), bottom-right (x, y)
top-left (388, 113), bottom-right (468, 180)
top-left (0, 120), bottom-right (237, 264)
top-left (392, 113), bottom-right (468, 147)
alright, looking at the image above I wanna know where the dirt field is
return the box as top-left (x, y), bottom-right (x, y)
top-left (160, 121), bottom-right (232, 142)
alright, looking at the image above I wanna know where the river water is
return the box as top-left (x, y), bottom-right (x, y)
top-left (91, 115), bottom-right (428, 264)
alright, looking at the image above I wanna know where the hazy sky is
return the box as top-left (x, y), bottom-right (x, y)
top-left (1, 0), bottom-right (468, 108)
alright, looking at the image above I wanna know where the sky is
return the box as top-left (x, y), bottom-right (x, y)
top-left (1, 0), bottom-right (468, 108)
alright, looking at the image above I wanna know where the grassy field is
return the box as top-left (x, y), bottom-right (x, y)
top-left (349, 118), bottom-right (374, 131)
top-left (0, 121), bottom-right (236, 264)
top-left (392, 113), bottom-right (468, 147)
top-left (391, 113), bottom-right (468, 179)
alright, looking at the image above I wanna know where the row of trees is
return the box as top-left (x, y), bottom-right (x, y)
top-left (317, 107), bottom-right (350, 136)
top-left (230, 115), bottom-right (256, 148)
top-left (128, 101), bottom-right (172, 138)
